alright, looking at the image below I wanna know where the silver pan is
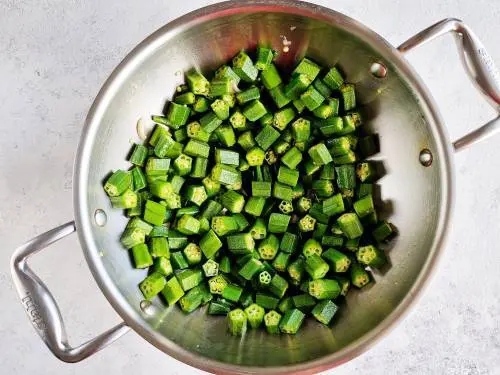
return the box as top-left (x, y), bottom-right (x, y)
top-left (11, 1), bottom-right (500, 374)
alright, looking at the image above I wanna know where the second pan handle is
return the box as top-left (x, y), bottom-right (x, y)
top-left (398, 18), bottom-right (500, 152)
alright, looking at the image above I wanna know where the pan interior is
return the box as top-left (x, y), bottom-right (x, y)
top-left (76, 4), bottom-right (452, 371)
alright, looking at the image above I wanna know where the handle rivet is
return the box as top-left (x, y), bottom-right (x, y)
top-left (419, 149), bottom-right (433, 167)
top-left (370, 62), bottom-right (388, 78)
top-left (94, 209), bottom-right (107, 227)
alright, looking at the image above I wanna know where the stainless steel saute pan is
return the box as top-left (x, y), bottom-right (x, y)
top-left (11, 1), bottom-right (500, 373)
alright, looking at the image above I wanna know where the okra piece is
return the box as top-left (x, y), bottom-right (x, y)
top-left (284, 73), bottom-right (311, 100)
top-left (269, 273), bottom-right (289, 298)
top-left (214, 124), bottom-right (236, 147)
top-left (179, 284), bottom-right (206, 313)
top-left (149, 122), bottom-right (170, 145)
top-left (143, 200), bottom-right (166, 226)
top-left (255, 293), bottom-right (279, 310)
top-left (256, 61), bottom-right (282, 89)
top-left (232, 51), bottom-right (258, 82)
top-left (172, 153), bottom-right (192, 176)
top-left (281, 146), bottom-right (303, 169)
top-left (264, 310), bottom-right (282, 334)
top-left (152, 256), bottom-right (172, 277)
top-left (199, 111), bottom-right (222, 133)
top-left (176, 214), bottom-right (200, 235)
top-left (211, 164), bottom-right (241, 186)
top-left (131, 244), bottom-right (153, 269)
top-left (129, 169), bottom-right (148, 195)
top-left (221, 190), bottom-right (245, 213)
top-left (237, 86), bottom-right (260, 104)
top-left (303, 238), bottom-right (323, 257)
top-left (337, 213), bottom-right (364, 239)
top-left (345, 237), bottom-right (360, 252)
top-left (336, 164), bottom-right (356, 190)
top-left (255, 125), bottom-right (280, 151)
top-left (193, 96), bottom-right (210, 113)
top-left (322, 248), bottom-right (351, 272)
top-left (199, 229), bottom-right (222, 259)
top-left (248, 218), bottom-right (267, 240)
top-left (227, 233), bottom-right (255, 255)
top-left (257, 234), bottom-right (280, 260)
top-left (230, 111), bottom-right (247, 133)
top-left (312, 179), bottom-right (334, 198)
top-left (357, 245), bottom-right (387, 268)
top-left (372, 221), bottom-right (396, 242)
top-left (186, 68), bottom-right (210, 96)
top-left (176, 268), bottom-right (204, 291)
top-left (305, 254), bottom-right (329, 279)
top-left (208, 275), bottom-right (228, 295)
top-left (313, 103), bottom-right (335, 119)
top-left (150, 237), bottom-right (170, 258)
top-left (167, 230), bottom-right (188, 250)
top-left (209, 78), bottom-right (233, 97)
top-left (256, 46), bottom-right (275, 70)
top-left (201, 199), bottom-right (223, 220)
top-left (182, 243), bottom-right (202, 265)
top-left (298, 214), bottom-right (316, 232)
top-left (335, 276), bottom-right (351, 296)
top-left (129, 144), bottom-right (148, 167)
top-left (228, 308), bottom-right (247, 336)
top-left (287, 258), bottom-right (305, 285)
top-left (278, 200), bottom-right (293, 214)
top-left (232, 213), bottom-right (249, 231)
top-left (244, 196), bottom-right (266, 217)
top-left (350, 262), bottom-right (370, 288)
top-left (296, 197), bottom-right (312, 214)
top-left (341, 83), bottom-right (356, 111)
top-left (357, 183), bottom-right (373, 199)
top-left (273, 182), bottom-right (293, 201)
top-left (322, 193), bottom-right (345, 216)
top-left (353, 194), bottom-right (375, 218)
top-left (280, 232), bottom-right (298, 253)
top-left (252, 181), bottom-right (272, 197)
top-left (269, 84), bottom-right (292, 108)
top-left (291, 293), bottom-right (316, 312)
top-left (170, 251), bottom-right (189, 270)
top-left (214, 149), bottom-right (239, 166)
top-left (165, 102), bottom-right (190, 128)
top-left (356, 162), bottom-right (377, 182)
top-left (190, 157), bottom-right (208, 179)
top-left (139, 272), bottom-right (166, 300)
top-left (279, 308), bottom-right (305, 334)
top-left (219, 256), bottom-right (231, 274)
top-left (322, 235), bottom-right (344, 247)
top-left (323, 66), bottom-right (344, 90)
top-left (149, 224), bottom-right (169, 238)
top-left (104, 170), bottom-right (132, 197)
top-left (239, 258), bottom-right (264, 280)
top-left (174, 91), bottom-right (196, 105)
top-left (161, 276), bottom-right (185, 305)
top-left (308, 143), bottom-right (333, 165)
top-left (272, 252), bottom-right (291, 273)
top-left (109, 189), bottom-right (137, 209)
top-left (202, 177), bottom-right (221, 198)
top-left (273, 107), bottom-right (296, 131)
top-left (246, 147), bottom-right (266, 166)
top-left (258, 270), bottom-right (272, 288)
top-left (312, 300), bottom-right (338, 325)
top-left (278, 296), bottom-right (294, 314)
top-left (222, 284), bottom-right (244, 303)
top-left (177, 206), bottom-right (200, 218)
top-left (313, 78), bottom-right (333, 98)
top-left (184, 139), bottom-right (211, 159)
top-left (268, 213), bottom-right (290, 234)
top-left (237, 131), bottom-right (255, 151)
top-left (300, 86), bottom-right (325, 111)
top-left (215, 64), bottom-right (241, 85)
top-left (208, 299), bottom-right (233, 315)
top-left (319, 116), bottom-right (343, 136)
top-left (202, 259), bottom-right (219, 277)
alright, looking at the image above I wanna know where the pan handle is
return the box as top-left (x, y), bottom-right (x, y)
top-left (398, 18), bottom-right (500, 152)
top-left (10, 221), bottom-right (130, 363)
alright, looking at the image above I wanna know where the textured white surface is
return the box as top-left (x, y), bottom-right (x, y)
top-left (1, 0), bottom-right (500, 374)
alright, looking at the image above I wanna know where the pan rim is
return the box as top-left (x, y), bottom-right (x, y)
top-left (73, 1), bottom-right (455, 373)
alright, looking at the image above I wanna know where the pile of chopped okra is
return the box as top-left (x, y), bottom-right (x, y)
top-left (103, 47), bottom-right (397, 336)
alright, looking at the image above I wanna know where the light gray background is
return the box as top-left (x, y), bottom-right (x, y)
top-left (1, 0), bottom-right (499, 374)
